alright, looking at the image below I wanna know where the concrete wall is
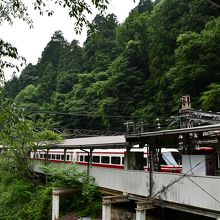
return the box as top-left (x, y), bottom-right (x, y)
top-left (153, 172), bottom-right (220, 212)
top-left (89, 166), bottom-right (149, 196)
top-left (88, 166), bottom-right (220, 212)
top-left (182, 155), bottom-right (206, 176)
top-left (34, 162), bottom-right (220, 213)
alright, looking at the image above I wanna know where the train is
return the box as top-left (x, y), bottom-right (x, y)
top-left (31, 147), bottom-right (182, 173)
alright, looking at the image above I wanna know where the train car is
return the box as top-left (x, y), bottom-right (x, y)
top-left (31, 147), bottom-right (182, 173)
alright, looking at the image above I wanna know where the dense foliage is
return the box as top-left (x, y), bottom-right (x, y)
top-left (4, 0), bottom-right (220, 131)
top-left (0, 92), bottom-right (101, 219)
top-left (0, 165), bottom-right (101, 219)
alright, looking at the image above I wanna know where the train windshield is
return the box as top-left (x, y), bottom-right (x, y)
top-left (161, 152), bottom-right (182, 166)
top-left (171, 152), bottom-right (182, 165)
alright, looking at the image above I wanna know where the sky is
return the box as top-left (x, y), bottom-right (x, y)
top-left (1, 0), bottom-right (139, 80)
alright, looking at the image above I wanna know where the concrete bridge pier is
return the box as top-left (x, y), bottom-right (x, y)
top-left (52, 190), bottom-right (60, 220)
top-left (102, 195), bottom-right (129, 220)
top-left (136, 201), bottom-right (155, 220)
top-left (52, 188), bottom-right (76, 220)
top-left (136, 206), bottom-right (146, 220)
top-left (102, 198), bottom-right (112, 220)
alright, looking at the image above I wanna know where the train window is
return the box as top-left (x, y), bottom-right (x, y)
top-left (48, 154), bottom-right (51, 159)
top-left (61, 155), bottom-right (65, 160)
top-left (122, 157), bottom-right (124, 165)
top-left (144, 157), bottom-right (148, 166)
top-left (171, 152), bottom-right (182, 165)
top-left (101, 156), bottom-right (110, 164)
top-left (111, 156), bottom-right (120, 165)
top-left (159, 156), bottom-right (166, 165)
top-left (80, 155), bottom-right (84, 162)
top-left (67, 155), bottom-right (70, 161)
top-left (52, 154), bottom-right (55, 160)
top-left (56, 154), bottom-right (61, 160)
top-left (40, 154), bottom-right (44, 159)
top-left (92, 156), bottom-right (100, 163)
top-left (161, 152), bottom-right (177, 166)
top-left (85, 156), bottom-right (90, 162)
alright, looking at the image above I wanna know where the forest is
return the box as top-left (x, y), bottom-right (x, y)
top-left (4, 0), bottom-right (220, 131)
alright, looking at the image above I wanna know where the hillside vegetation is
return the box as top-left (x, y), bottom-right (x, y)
top-left (4, 0), bottom-right (220, 130)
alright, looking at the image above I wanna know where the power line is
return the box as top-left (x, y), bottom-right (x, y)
top-left (186, 175), bottom-right (220, 204)
top-left (27, 109), bottom-right (135, 119)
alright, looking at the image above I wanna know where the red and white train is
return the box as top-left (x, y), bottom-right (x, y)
top-left (31, 147), bottom-right (182, 173)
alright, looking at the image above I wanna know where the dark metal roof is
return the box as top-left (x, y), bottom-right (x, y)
top-left (54, 135), bottom-right (128, 149)
top-left (126, 124), bottom-right (220, 148)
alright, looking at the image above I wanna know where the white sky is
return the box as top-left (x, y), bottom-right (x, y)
top-left (1, 0), bottom-right (139, 80)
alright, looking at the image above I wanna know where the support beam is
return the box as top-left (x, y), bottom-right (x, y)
top-left (64, 149), bottom-right (67, 162)
top-left (149, 144), bottom-right (153, 196)
top-left (45, 149), bottom-right (49, 161)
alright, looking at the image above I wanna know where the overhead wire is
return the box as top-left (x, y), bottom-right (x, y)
top-left (26, 109), bottom-right (135, 119)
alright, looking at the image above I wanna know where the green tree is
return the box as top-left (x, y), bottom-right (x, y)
top-left (38, 31), bottom-right (68, 72)
top-left (58, 40), bottom-right (84, 73)
top-left (15, 84), bottom-right (38, 103)
top-left (131, 0), bottom-right (153, 14)
top-left (3, 73), bottom-right (19, 98)
top-left (56, 71), bottom-right (78, 94)
top-left (0, 92), bottom-right (61, 179)
top-left (201, 84), bottom-right (220, 112)
top-left (167, 17), bottom-right (220, 111)
top-left (37, 63), bottom-right (57, 103)
top-left (83, 14), bottom-right (118, 72)
top-left (116, 12), bottom-right (150, 76)
top-left (19, 63), bottom-right (39, 88)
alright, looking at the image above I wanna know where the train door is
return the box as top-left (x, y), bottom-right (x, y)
top-left (206, 157), bottom-right (215, 176)
top-left (205, 152), bottom-right (218, 176)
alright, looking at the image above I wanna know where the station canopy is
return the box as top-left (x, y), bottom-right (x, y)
top-left (44, 124), bottom-right (220, 150)
top-left (53, 135), bottom-right (128, 149)
top-left (126, 124), bottom-right (220, 149)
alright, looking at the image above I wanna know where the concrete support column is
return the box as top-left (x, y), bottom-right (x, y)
top-left (136, 203), bottom-right (146, 220)
top-left (136, 201), bottom-right (155, 220)
top-left (102, 198), bottom-right (111, 220)
top-left (52, 191), bottom-right (59, 220)
top-left (52, 188), bottom-right (75, 220)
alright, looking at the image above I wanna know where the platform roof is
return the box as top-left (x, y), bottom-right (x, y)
top-left (53, 135), bottom-right (128, 149)
top-left (126, 124), bottom-right (220, 148)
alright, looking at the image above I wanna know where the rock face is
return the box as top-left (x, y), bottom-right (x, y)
top-left (59, 214), bottom-right (101, 220)
top-left (59, 214), bottom-right (79, 220)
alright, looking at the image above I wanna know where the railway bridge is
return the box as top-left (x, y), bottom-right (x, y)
top-left (34, 124), bottom-right (220, 220)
